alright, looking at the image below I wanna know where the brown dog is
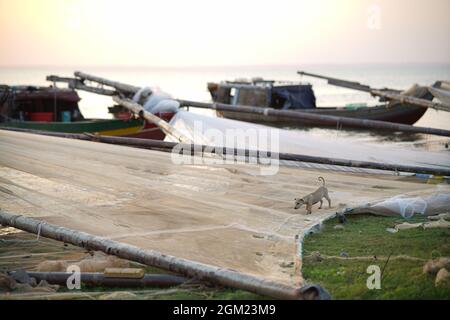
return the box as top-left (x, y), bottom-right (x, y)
top-left (294, 177), bottom-right (331, 214)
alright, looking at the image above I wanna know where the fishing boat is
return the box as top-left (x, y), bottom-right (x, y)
top-left (207, 78), bottom-right (433, 128)
top-left (107, 104), bottom-right (175, 140)
top-left (44, 71), bottom-right (449, 138)
top-left (0, 85), bottom-right (174, 140)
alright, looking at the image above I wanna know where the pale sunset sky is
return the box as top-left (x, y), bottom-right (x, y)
top-left (0, 0), bottom-right (449, 67)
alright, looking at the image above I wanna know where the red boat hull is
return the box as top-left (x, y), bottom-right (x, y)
top-left (120, 111), bottom-right (175, 140)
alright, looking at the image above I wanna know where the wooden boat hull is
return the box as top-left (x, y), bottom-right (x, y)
top-left (208, 79), bottom-right (433, 128)
top-left (0, 84), bottom-right (175, 140)
top-left (217, 103), bottom-right (427, 128)
top-left (0, 118), bottom-right (144, 135)
top-left (0, 112), bottom-right (176, 140)
top-left (120, 112), bottom-right (175, 140)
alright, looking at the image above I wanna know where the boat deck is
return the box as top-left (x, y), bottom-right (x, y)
top-left (0, 129), bottom-right (447, 284)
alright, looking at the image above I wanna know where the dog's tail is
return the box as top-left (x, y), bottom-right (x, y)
top-left (318, 176), bottom-right (325, 186)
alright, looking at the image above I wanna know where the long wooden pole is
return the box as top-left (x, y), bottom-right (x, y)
top-left (178, 100), bottom-right (450, 137)
top-left (46, 76), bottom-right (116, 96)
top-left (16, 271), bottom-right (188, 288)
top-left (371, 89), bottom-right (450, 112)
top-left (1, 127), bottom-right (449, 176)
top-left (83, 135), bottom-right (450, 176)
top-left (74, 71), bottom-right (140, 95)
top-left (298, 71), bottom-right (373, 92)
top-left (112, 96), bottom-right (191, 144)
top-left (0, 211), bottom-right (329, 300)
top-left (298, 71), bottom-right (450, 112)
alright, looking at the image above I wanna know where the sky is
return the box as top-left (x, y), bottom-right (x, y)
top-left (0, 0), bottom-right (449, 67)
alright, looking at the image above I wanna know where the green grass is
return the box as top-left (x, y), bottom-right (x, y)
top-left (302, 214), bottom-right (450, 299)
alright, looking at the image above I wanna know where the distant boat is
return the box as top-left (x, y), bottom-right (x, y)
top-left (0, 85), bottom-right (174, 140)
top-left (207, 79), bottom-right (432, 128)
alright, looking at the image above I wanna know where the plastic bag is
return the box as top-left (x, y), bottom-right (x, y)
top-left (132, 86), bottom-right (180, 113)
top-left (374, 196), bottom-right (428, 218)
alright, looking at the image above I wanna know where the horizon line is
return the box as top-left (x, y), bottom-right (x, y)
top-left (1, 62), bottom-right (450, 69)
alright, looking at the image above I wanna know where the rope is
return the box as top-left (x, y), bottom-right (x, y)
top-left (36, 222), bottom-right (42, 241)
top-left (0, 213), bottom-right (42, 243)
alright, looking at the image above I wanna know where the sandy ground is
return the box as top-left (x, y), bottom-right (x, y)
top-left (0, 129), bottom-right (448, 285)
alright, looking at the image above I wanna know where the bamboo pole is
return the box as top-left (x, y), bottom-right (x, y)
top-left (86, 136), bottom-right (450, 176)
top-left (298, 71), bottom-right (450, 112)
top-left (178, 99), bottom-right (450, 137)
top-left (371, 89), bottom-right (450, 112)
top-left (46, 76), bottom-right (116, 96)
top-left (298, 71), bottom-right (373, 92)
top-left (1, 127), bottom-right (449, 176)
top-left (112, 96), bottom-right (191, 144)
top-left (74, 71), bottom-right (140, 95)
top-left (0, 211), bottom-right (329, 300)
top-left (14, 271), bottom-right (188, 288)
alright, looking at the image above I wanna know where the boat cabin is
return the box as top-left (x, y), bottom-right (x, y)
top-left (207, 79), bottom-right (317, 110)
top-left (0, 85), bottom-right (83, 122)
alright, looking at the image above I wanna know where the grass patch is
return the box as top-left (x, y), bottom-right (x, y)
top-left (302, 214), bottom-right (450, 299)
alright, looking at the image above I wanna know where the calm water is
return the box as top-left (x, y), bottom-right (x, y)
top-left (1, 64), bottom-right (449, 148)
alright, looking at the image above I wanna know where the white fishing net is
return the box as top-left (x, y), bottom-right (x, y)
top-left (166, 110), bottom-right (450, 170)
top-left (346, 192), bottom-right (450, 218)
top-left (1, 130), bottom-right (449, 286)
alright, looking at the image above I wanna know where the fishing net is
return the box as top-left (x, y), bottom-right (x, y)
top-left (0, 130), bottom-right (449, 285)
top-left (166, 110), bottom-right (450, 170)
top-left (345, 191), bottom-right (450, 219)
